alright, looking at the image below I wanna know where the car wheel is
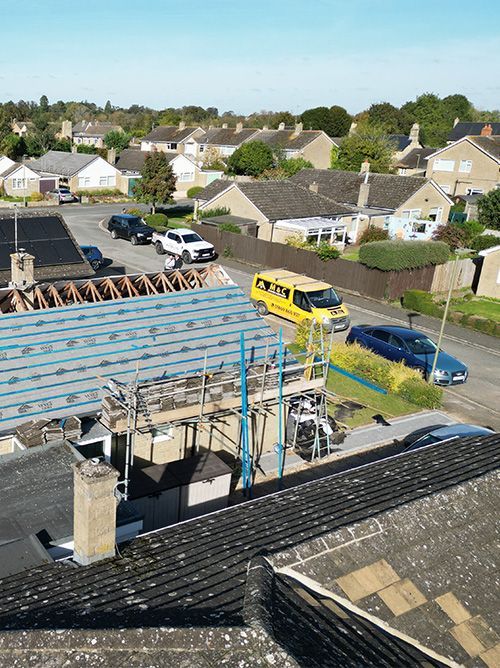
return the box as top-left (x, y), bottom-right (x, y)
top-left (131, 235), bottom-right (138, 246)
top-left (155, 242), bottom-right (166, 255)
top-left (90, 260), bottom-right (100, 271)
top-left (182, 250), bottom-right (192, 264)
top-left (257, 301), bottom-right (268, 316)
top-left (417, 367), bottom-right (428, 381)
top-left (110, 229), bottom-right (118, 239)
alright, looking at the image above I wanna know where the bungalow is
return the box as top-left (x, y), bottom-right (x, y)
top-left (254, 122), bottom-right (336, 169)
top-left (60, 120), bottom-right (124, 148)
top-left (291, 165), bottom-right (453, 241)
top-left (140, 123), bottom-right (204, 156)
top-left (115, 148), bottom-right (223, 197)
top-left (28, 150), bottom-right (124, 193)
top-left (425, 128), bottom-right (500, 196)
top-left (195, 179), bottom-right (355, 243)
top-left (185, 122), bottom-right (260, 159)
top-left (1, 161), bottom-right (57, 197)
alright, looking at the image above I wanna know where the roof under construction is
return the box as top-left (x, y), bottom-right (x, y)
top-left (0, 266), bottom-right (302, 434)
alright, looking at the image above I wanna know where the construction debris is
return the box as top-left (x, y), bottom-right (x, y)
top-left (15, 416), bottom-right (82, 448)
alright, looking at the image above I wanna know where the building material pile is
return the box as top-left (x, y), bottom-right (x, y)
top-left (15, 416), bottom-right (82, 448)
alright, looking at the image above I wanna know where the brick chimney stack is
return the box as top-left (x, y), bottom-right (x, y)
top-left (293, 122), bottom-right (303, 135)
top-left (222, 123), bottom-right (228, 129)
top-left (480, 124), bottom-right (493, 137)
top-left (10, 251), bottom-right (35, 310)
top-left (73, 458), bottom-right (119, 566)
top-left (278, 122), bottom-right (285, 131)
top-left (107, 147), bottom-right (116, 165)
top-left (309, 181), bottom-right (319, 194)
top-left (178, 121), bottom-right (186, 131)
top-left (235, 121), bottom-right (243, 133)
top-left (349, 121), bottom-right (358, 135)
top-left (357, 162), bottom-right (371, 207)
top-left (409, 122), bottom-right (420, 145)
top-left (61, 120), bottom-right (72, 139)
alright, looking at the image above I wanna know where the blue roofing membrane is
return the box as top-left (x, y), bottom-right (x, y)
top-left (0, 284), bottom-right (295, 433)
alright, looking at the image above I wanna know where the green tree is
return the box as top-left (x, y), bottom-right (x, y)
top-left (279, 156), bottom-right (313, 176)
top-left (39, 95), bottom-right (49, 112)
top-left (332, 126), bottom-right (394, 173)
top-left (77, 144), bottom-right (99, 154)
top-left (329, 105), bottom-right (352, 136)
top-left (24, 126), bottom-right (55, 156)
top-left (104, 100), bottom-right (113, 114)
top-left (441, 94), bottom-right (474, 122)
top-left (133, 152), bottom-right (176, 213)
top-left (104, 129), bottom-right (130, 151)
top-left (226, 141), bottom-right (274, 176)
top-left (272, 111), bottom-right (295, 128)
top-left (367, 102), bottom-right (404, 134)
top-left (477, 190), bottom-right (500, 231)
top-left (0, 133), bottom-right (25, 159)
top-left (301, 105), bottom-right (351, 137)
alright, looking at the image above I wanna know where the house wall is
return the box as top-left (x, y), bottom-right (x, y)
top-left (74, 136), bottom-right (105, 148)
top-left (393, 181), bottom-right (451, 222)
top-left (70, 157), bottom-right (122, 191)
top-left (301, 134), bottom-right (335, 169)
top-left (425, 140), bottom-right (499, 196)
top-left (476, 250), bottom-right (500, 299)
top-left (3, 166), bottom-right (41, 196)
top-left (199, 187), bottom-right (273, 239)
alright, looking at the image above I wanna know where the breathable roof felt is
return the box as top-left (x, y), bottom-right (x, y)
top-left (0, 283), bottom-right (296, 433)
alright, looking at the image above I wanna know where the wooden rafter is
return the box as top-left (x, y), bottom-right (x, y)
top-left (12, 289), bottom-right (27, 311)
top-left (34, 287), bottom-right (49, 309)
top-left (136, 274), bottom-right (159, 295)
top-left (153, 272), bottom-right (176, 293)
top-left (47, 285), bottom-right (65, 307)
top-left (172, 270), bottom-right (191, 290)
top-left (81, 280), bottom-right (103, 302)
top-left (64, 282), bottom-right (85, 304)
top-left (101, 278), bottom-right (123, 300)
top-left (117, 275), bottom-right (140, 298)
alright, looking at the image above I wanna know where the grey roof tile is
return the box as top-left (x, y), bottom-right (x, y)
top-left (29, 151), bottom-right (100, 177)
top-left (395, 147), bottom-right (436, 168)
top-left (257, 129), bottom-right (324, 150)
top-left (141, 125), bottom-right (201, 143)
top-left (448, 122), bottom-right (500, 141)
top-left (196, 127), bottom-right (260, 146)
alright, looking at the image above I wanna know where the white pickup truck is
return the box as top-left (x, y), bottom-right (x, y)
top-left (152, 227), bottom-right (216, 264)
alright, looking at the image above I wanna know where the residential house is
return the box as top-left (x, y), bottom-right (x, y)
top-left (195, 179), bottom-right (355, 242)
top-left (11, 119), bottom-right (34, 137)
top-left (291, 166), bottom-right (452, 241)
top-left (388, 123), bottom-right (423, 162)
top-left (0, 161), bottom-right (55, 197)
top-left (253, 122), bottom-right (336, 168)
top-left (0, 211), bottom-right (93, 284)
top-left (0, 435), bottom-right (497, 666)
top-left (425, 128), bottom-right (500, 196)
top-left (28, 150), bottom-right (124, 193)
top-left (448, 118), bottom-right (500, 142)
top-left (140, 123), bottom-right (204, 156)
top-left (60, 120), bottom-right (124, 148)
top-left (115, 147), bottom-right (223, 196)
top-left (395, 147), bottom-right (436, 176)
top-left (476, 245), bottom-right (500, 299)
top-left (0, 155), bottom-right (15, 181)
top-left (185, 122), bottom-right (260, 159)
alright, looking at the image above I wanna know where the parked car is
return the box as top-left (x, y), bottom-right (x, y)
top-left (152, 228), bottom-right (215, 264)
top-left (398, 423), bottom-right (494, 452)
top-left (48, 187), bottom-right (78, 203)
top-left (107, 214), bottom-right (154, 245)
top-left (81, 245), bottom-right (104, 271)
top-left (346, 325), bottom-right (468, 385)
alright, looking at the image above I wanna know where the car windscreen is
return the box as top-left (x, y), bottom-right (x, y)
top-left (181, 233), bottom-right (203, 243)
top-left (405, 337), bottom-right (437, 355)
top-left (306, 288), bottom-right (342, 309)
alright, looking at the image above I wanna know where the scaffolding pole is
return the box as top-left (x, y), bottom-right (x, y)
top-left (277, 327), bottom-right (284, 489)
top-left (240, 332), bottom-right (251, 497)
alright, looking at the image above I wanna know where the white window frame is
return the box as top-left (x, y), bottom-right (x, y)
top-left (178, 172), bottom-right (195, 182)
top-left (459, 159), bottom-right (472, 173)
top-left (12, 178), bottom-right (26, 190)
top-left (466, 187), bottom-right (484, 195)
top-left (401, 208), bottom-right (422, 220)
top-left (428, 207), bottom-right (443, 223)
top-left (433, 158), bottom-right (455, 172)
top-left (399, 168), bottom-right (407, 175)
top-left (440, 185), bottom-right (451, 194)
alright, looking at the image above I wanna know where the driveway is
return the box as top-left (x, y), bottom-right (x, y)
top-left (59, 204), bottom-right (500, 430)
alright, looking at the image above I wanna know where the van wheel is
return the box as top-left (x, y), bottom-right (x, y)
top-left (257, 301), bottom-right (268, 316)
top-left (110, 229), bottom-right (118, 239)
top-left (155, 242), bottom-right (165, 255)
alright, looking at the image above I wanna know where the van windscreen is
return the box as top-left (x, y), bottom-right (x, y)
top-left (306, 288), bottom-right (342, 308)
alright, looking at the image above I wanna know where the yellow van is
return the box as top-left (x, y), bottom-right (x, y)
top-left (250, 270), bottom-right (350, 332)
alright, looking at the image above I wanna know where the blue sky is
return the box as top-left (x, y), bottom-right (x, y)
top-left (1, 0), bottom-right (499, 113)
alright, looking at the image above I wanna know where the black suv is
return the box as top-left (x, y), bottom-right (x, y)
top-left (107, 214), bottom-right (154, 245)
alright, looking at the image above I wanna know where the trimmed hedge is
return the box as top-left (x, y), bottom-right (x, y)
top-left (187, 186), bottom-right (203, 198)
top-left (398, 377), bottom-right (443, 409)
top-left (401, 289), bottom-right (443, 318)
top-left (218, 223), bottom-right (241, 234)
top-left (359, 240), bottom-right (449, 271)
top-left (144, 213), bottom-right (168, 229)
top-left (471, 234), bottom-right (499, 252)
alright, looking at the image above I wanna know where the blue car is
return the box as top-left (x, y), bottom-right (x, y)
top-left (346, 325), bottom-right (468, 385)
top-left (81, 245), bottom-right (104, 271)
top-left (401, 423), bottom-right (494, 452)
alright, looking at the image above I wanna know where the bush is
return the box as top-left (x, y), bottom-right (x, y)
top-left (316, 242), bottom-right (340, 261)
top-left (359, 240), bottom-right (449, 271)
top-left (77, 189), bottom-right (124, 197)
top-left (471, 234), bottom-right (499, 252)
top-left (218, 223), bottom-right (241, 234)
top-left (201, 206), bottom-right (231, 218)
top-left (398, 377), bottom-right (443, 409)
top-left (402, 290), bottom-right (444, 318)
top-left (460, 219), bottom-right (485, 244)
top-left (29, 192), bottom-right (44, 201)
top-left (187, 186), bottom-right (203, 199)
top-left (124, 207), bottom-right (144, 216)
top-left (432, 222), bottom-right (468, 250)
top-left (358, 225), bottom-right (389, 245)
top-left (144, 213), bottom-right (168, 229)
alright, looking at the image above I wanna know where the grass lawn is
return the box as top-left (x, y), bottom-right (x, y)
top-left (167, 217), bottom-right (190, 229)
top-left (451, 297), bottom-right (500, 322)
top-left (341, 248), bottom-right (360, 261)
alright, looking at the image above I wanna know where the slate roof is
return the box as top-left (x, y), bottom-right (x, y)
top-left (194, 177), bottom-right (232, 201)
top-left (257, 129), bottom-right (324, 150)
top-left (29, 150), bottom-right (100, 177)
top-left (291, 168), bottom-right (432, 210)
top-left (0, 434), bottom-right (497, 667)
top-left (141, 125), bottom-right (201, 143)
top-left (0, 282), bottom-right (295, 433)
top-left (196, 127), bottom-right (260, 147)
top-left (114, 148), bottom-right (148, 172)
top-left (72, 121), bottom-right (122, 137)
top-left (396, 147), bottom-right (436, 168)
top-left (448, 122), bottom-right (500, 142)
top-left (469, 135), bottom-right (500, 161)
top-left (388, 134), bottom-right (412, 151)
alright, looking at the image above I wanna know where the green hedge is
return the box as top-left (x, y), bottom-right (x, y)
top-left (218, 223), bottom-right (241, 234)
top-left (144, 213), bottom-right (168, 229)
top-left (471, 234), bottom-right (499, 251)
top-left (397, 377), bottom-right (443, 409)
top-left (359, 240), bottom-right (449, 271)
top-left (401, 290), bottom-right (443, 318)
top-left (187, 186), bottom-right (203, 198)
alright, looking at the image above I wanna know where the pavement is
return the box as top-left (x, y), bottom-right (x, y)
top-left (42, 203), bottom-right (500, 431)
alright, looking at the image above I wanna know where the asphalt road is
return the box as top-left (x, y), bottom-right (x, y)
top-left (59, 202), bottom-right (500, 429)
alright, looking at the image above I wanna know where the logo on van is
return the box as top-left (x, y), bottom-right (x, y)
top-left (256, 279), bottom-right (290, 300)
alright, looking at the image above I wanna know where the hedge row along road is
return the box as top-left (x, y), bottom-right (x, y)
top-left (58, 203), bottom-right (500, 431)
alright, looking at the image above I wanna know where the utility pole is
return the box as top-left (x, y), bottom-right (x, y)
top-left (429, 251), bottom-right (460, 383)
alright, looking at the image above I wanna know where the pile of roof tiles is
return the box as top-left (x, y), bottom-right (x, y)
top-left (15, 416), bottom-right (82, 448)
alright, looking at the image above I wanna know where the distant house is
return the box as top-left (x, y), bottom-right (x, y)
top-left (476, 245), bottom-right (500, 299)
top-left (448, 119), bottom-right (500, 143)
top-left (1, 162), bottom-right (52, 197)
top-left (11, 120), bottom-right (34, 137)
top-left (425, 129), bottom-right (500, 196)
top-left (60, 120), bottom-right (124, 148)
top-left (395, 147), bottom-right (436, 176)
top-left (28, 150), bottom-right (123, 193)
top-left (115, 148), bottom-right (223, 197)
top-left (252, 122), bottom-right (336, 169)
top-left (195, 179), bottom-right (355, 243)
top-left (388, 123), bottom-right (423, 162)
top-left (186, 122), bottom-right (260, 159)
top-left (140, 123), bottom-right (204, 156)
top-left (291, 166), bottom-right (452, 241)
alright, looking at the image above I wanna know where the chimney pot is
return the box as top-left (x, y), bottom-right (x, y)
top-left (72, 459), bottom-right (119, 566)
top-left (480, 124), bottom-right (493, 137)
top-left (294, 122), bottom-right (303, 135)
top-left (309, 181), bottom-right (319, 194)
top-left (178, 120), bottom-right (186, 131)
top-left (235, 121), bottom-right (243, 133)
top-left (222, 123), bottom-right (228, 129)
top-left (278, 122), bottom-right (285, 131)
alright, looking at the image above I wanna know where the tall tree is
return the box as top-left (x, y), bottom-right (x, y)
top-left (301, 106), bottom-right (351, 137)
top-left (133, 152), bottom-right (176, 213)
top-left (332, 126), bottom-right (394, 173)
top-left (329, 105), bottom-right (352, 136)
top-left (104, 100), bottom-right (113, 114)
top-left (39, 95), bottom-right (49, 112)
top-left (104, 129), bottom-right (130, 151)
top-left (367, 102), bottom-right (404, 134)
top-left (477, 190), bottom-right (500, 231)
top-left (0, 134), bottom-right (26, 159)
top-left (226, 141), bottom-right (274, 176)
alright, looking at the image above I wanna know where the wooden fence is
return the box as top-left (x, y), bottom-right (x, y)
top-left (430, 258), bottom-right (476, 293)
top-left (201, 226), bottom-right (435, 301)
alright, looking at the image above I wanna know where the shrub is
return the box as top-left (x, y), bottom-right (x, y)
top-left (29, 192), bottom-right (44, 201)
top-left (358, 225), bottom-right (389, 245)
top-left (187, 186), bottom-right (203, 198)
top-left (397, 377), bottom-right (443, 409)
top-left (402, 290), bottom-right (444, 319)
top-left (359, 240), bottom-right (449, 271)
top-left (218, 223), bottom-right (241, 234)
top-left (144, 213), bottom-right (168, 229)
top-left (471, 234), bottom-right (499, 252)
top-left (432, 222), bottom-right (468, 250)
top-left (77, 189), bottom-right (124, 197)
top-left (460, 219), bottom-right (485, 244)
top-left (201, 206), bottom-right (231, 218)
top-left (316, 242), bottom-right (340, 261)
